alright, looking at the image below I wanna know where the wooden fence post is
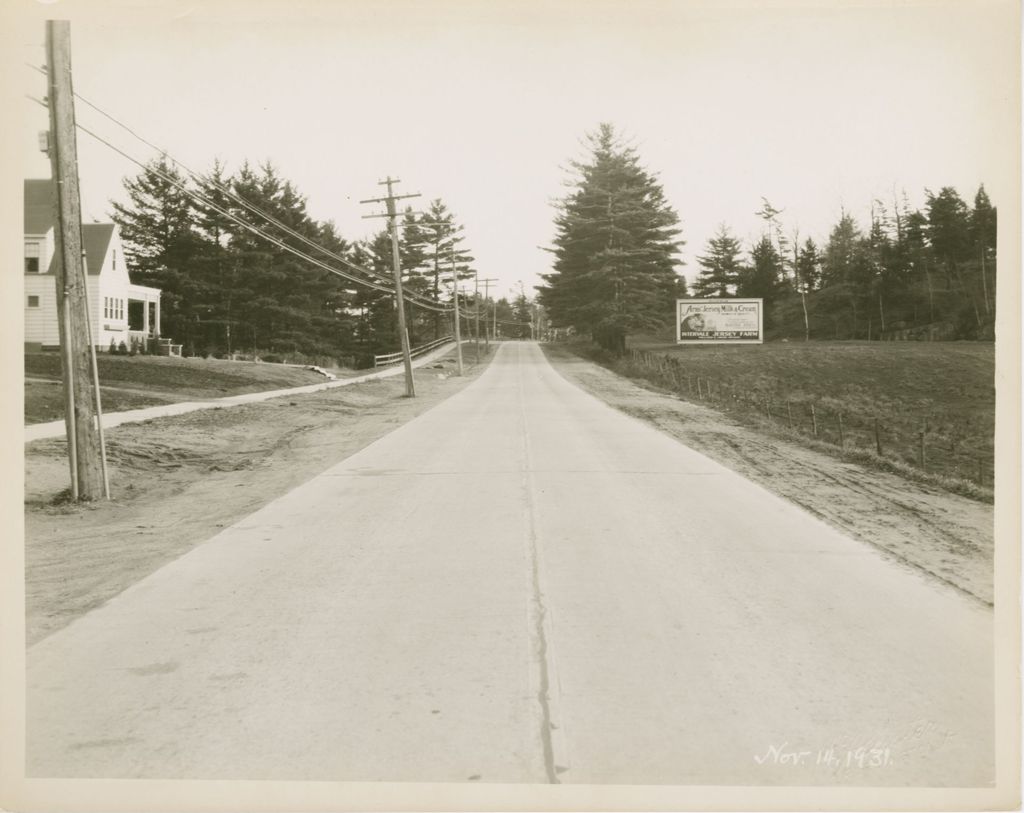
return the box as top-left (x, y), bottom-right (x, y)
top-left (874, 417), bottom-right (883, 456)
top-left (810, 404), bottom-right (818, 437)
top-left (838, 413), bottom-right (845, 448)
top-left (787, 402), bottom-right (794, 429)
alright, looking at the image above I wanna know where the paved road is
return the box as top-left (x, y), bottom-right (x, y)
top-left (27, 342), bottom-right (993, 785)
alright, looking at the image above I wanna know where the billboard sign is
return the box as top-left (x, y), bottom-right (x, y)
top-left (677, 298), bottom-right (763, 344)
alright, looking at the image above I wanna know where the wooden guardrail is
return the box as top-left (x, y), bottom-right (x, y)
top-left (373, 335), bottom-right (453, 368)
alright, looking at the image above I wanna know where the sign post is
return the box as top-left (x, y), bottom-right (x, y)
top-left (676, 298), bottom-right (764, 345)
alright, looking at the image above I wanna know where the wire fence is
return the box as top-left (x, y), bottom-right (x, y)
top-left (625, 349), bottom-right (994, 490)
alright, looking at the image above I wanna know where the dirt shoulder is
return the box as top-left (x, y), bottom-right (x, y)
top-left (542, 344), bottom-right (993, 606)
top-left (25, 345), bottom-right (493, 645)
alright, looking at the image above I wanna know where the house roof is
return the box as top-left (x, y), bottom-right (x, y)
top-left (81, 224), bottom-right (115, 275)
top-left (26, 180), bottom-right (113, 276)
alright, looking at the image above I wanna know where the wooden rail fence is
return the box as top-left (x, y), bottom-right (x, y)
top-left (374, 335), bottom-right (453, 368)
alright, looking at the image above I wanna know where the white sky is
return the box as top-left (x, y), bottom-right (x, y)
top-left (11, 0), bottom-right (1019, 300)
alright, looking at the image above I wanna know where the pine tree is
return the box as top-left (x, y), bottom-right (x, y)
top-left (402, 199), bottom-right (476, 339)
top-left (352, 230), bottom-right (400, 356)
top-left (926, 186), bottom-right (981, 329)
top-left (111, 155), bottom-right (205, 349)
top-left (970, 185), bottom-right (996, 254)
top-left (926, 187), bottom-right (971, 269)
top-left (191, 159), bottom-right (238, 353)
top-left (511, 292), bottom-right (535, 339)
top-left (795, 238), bottom-right (821, 292)
top-left (538, 123), bottom-right (683, 352)
top-left (970, 185), bottom-right (996, 320)
top-left (737, 236), bottom-right (783, 305)
top-left (821, 213), bottom-right (861, 289)
top-left (693, 226), bottom-right (743, 297)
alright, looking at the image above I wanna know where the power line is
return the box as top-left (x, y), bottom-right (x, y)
top-left (75, 118), bottom-right (436, 306)
top-left (27, 93), bottom-right (454, 313)
top-left (27, 63), bottom-right (397, 285)
top-left (25, 70), bottom-right (454, 313)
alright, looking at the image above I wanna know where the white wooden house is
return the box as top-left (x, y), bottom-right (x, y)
top-left (24, 179), bottom-right (163, 352)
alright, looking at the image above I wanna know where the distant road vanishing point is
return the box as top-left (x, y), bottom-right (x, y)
top-left (28, 342), bottom-right (993, 785)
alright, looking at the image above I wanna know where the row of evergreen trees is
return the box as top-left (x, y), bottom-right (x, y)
top-left (538, 123), bottom-right (996, 347)
top-left (110, 158), bottom-right (482, 361)
top-left (693, 188), bottom-right (996, 340)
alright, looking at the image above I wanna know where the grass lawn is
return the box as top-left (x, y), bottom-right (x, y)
top-left (24, 353), bottom-right (326, 424)
top-left (598, 337), bottom-right (995, 493)
top-left (25, 381), bottom-right (169, 424)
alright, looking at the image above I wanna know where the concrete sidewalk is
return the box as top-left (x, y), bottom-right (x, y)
top-left (25, 342), bottom-right (456, 444)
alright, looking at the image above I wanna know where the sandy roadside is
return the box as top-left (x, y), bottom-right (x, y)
top-left (542, 344), bottom-right (993, 607)
top-left (24, 346), bottom-right (492, 645)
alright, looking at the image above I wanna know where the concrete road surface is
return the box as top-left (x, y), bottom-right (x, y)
top-left (27, 342), bottom-right (992, 785)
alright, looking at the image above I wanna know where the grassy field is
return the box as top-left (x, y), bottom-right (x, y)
top-left (582, 337), bottom-right (995, 498)
top-left (24, 353), bottom-right (326, 424)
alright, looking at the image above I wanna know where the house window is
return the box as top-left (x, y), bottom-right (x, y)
top-left (112, 250), bottom-right (117, 271)
top-left (25, 241), bottom-right (41, 273)
top-left (27, 295), bottom-right (39, 308)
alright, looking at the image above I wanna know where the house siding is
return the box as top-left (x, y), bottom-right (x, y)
top-left (24, 274), bottom-right (58, 345)
top-left (23, 226), bottom-right (147, 350)
top-left (96, 240), bottom-right (131, 349)
top-left (24, 275), bottom-right (110, 348)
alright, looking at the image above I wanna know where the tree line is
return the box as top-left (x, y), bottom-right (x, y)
top-left (693, 188), bottom-right (996, 341)
top-left (539, 123), bottom-right (996, 347)
top-left (111, 157), bottom-right (497, 364)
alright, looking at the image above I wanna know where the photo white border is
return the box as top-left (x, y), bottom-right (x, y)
top-left (1, 1), bottom-right (1018, 810)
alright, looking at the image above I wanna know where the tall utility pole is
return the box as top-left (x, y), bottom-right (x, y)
top-left (46, 20), bottom-right (103, 500)
top-left (492, 289), bottom-right (499, 341)
top-left (448, 256), bottom-right (464, 376)
top-left (473, 272), bottom-right (480, 363)
top-left (360, 177), bottom-right (420, 397)
top-left (479, 278), bottom-right (497, 348)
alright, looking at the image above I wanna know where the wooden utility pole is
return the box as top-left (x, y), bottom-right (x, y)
top-left (360, 177), bottom-right (420, 397)
top-left (479, 278), bottom-right (497, 347)
top-left (46, 20), bottom-right (104, 500)
top-left (473, 272), bottom-right (480, 363)
top-left (449, 257), bottom-right (464, 376)
top-left (492, 289), bottom-right (499, 340)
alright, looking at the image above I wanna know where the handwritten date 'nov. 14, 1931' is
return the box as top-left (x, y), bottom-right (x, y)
top-left (754, 742), bottom-right (895, 769)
